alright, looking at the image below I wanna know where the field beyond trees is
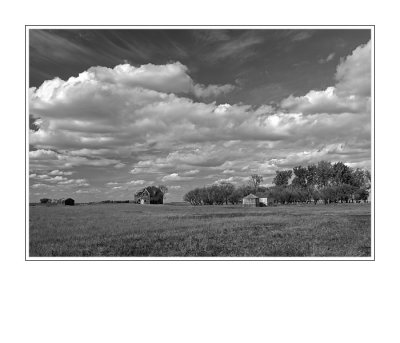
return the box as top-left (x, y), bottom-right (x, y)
top-left (29, 203), bottom-right (371, 258)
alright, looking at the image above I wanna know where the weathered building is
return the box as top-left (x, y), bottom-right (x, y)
top-left (135, 186), bottom-right (164, 204)
top-left (242, 194), bottom-right (260, 207)
top-left (257, 193), bottom-right (276, 206)
top-left (64, 198), bottom-right (75, 206)
top-left (134, 188), bottom-right (151, 204)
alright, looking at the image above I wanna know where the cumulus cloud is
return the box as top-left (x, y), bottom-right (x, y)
top-left (161, 173), bottom-right (193, 182)
top-left (213, 176), bottom-right (248, 185)
top-left (182, 169), bottom-right (199, 176)
top-left (169, 185), bottom-right (182, 190)
top-left (335, 41), bottom-right (371, 97)
top-left (106, 182), bottom-right (119, 186)
top-left (29, 41), bottom-right (371, 201)
top-left (222, 169), bottom-right (235, 174)
top-left (192, 83), bottom-right (235, 98)
top-left (57, 178), bottom-right (90, 187)
top-left (126, 180), bottom-right (146, 186)
top-left (280, 41), bottom-right (371, 115)
top-left (29, 149), bottom-right (122, 170)
top-left (280, 87), bottom-right (370, 115)
top-left (49, 169), bottom-right (74, 176)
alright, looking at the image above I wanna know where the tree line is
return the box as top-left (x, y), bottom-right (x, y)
top-left (183, 161), bottom-right (371, 205)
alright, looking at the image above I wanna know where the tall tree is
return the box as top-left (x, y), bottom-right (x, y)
top-left (316, 161), bottom-right (333, 188)
top-left (292, 165), bottom-right (308, 188)
top-left (273, 170), bottom-right (292, 186)
top-left (306, 164), bottom-right (318, 188)
top-left (218, 182), bottom-right (235, 205)
top-left (332, 162), bottom-right (352, 185)
top-left (158, 185), bottom-right (168, 200)
top-left (248, 174), bottom-right (263, 193)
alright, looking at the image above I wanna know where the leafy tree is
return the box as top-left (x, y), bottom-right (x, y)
top-left (158, 185), bottom-right (168, 200)
top-left (306, 164), bottom-right (318, 188)
top-left (332, 162), bottom-right (353, 185)
top-left (350, 168), bottom-right (371, 190)
top-left (184, 188), bottom-right (202, 205)
top-left (199, 187), bottom-right (213, 205)
top-left (273, 170), bottom-right (292, 186)
top-left (292, 166), bottom-right (308, 188)
top-left (218, 182), bottom-right (235, 205)
top-left (354, 188), bottom-right (369, 202)
top-left (316, 161), bottom-right (333, 188)
top-left (248, 174), bottom-right (263, 193)
top-left (228, 189), bottom-right (243, 204)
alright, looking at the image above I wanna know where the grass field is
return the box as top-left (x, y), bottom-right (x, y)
top-left (29, 203), bottom-right (371, 257)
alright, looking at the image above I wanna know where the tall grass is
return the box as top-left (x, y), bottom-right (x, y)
top-left (29, 203), bottom-right (371, 257)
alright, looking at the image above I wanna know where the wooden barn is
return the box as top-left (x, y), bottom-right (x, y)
top-left (134, 188), bottom-right (151, 204)
top-left (134, 186), bottom-right (164, 204)
top-left (64, 198), bottom-right (75, 206)
top-left (242, 194), bottom-right (260, 207)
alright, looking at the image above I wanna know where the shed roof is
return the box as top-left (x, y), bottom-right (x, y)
top-left (243, 194), bottom-right (259, 199)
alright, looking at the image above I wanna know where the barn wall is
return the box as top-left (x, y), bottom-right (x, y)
top-left (242, 198), bottom-right (259, 207)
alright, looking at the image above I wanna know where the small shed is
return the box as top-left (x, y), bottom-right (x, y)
top-left (64, 198), bottom-right (75, 206)
top-left (242, 194), bottom-right (259, 207)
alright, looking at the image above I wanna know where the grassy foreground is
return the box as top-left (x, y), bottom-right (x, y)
top-left (29, 203), bottom-right (371, 257)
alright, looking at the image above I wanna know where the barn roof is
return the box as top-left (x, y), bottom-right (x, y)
top-left (243, 194), bottom-right (259, 199)
top-left (135, 188), bottom-right (150, 196)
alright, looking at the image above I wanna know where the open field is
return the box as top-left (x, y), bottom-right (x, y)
top-left (29, 203), bottom-right (371, 257)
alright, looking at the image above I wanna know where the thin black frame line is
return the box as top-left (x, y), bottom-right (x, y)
top-left (373, 26), bottom-right (376, 261)
top-left (25, 24), bottom-right (375, 30)
top-left (25, 27), bottom-right (27, 262)
top-left (27, 260), bottom-right (373, 262)
top-left (25, 25), bottom-right (375, 28)
top-left (25, 26), bottom-right (375, 262)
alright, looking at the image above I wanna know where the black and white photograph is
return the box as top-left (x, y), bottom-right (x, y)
top-left (27, 26), bottom-right (373, 259)
top-left (2, 0), bottom-right (400, 341)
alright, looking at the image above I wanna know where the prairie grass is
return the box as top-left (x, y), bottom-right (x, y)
top-left (29, 203), bottom-right (371, 257)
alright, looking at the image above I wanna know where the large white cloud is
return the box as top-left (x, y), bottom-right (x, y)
top-left (280, 41), bottom-right (371, 115)
top-left (29, 43), bottom-right (371, 200)
top-left (335, 41), bottom-right (371, 97)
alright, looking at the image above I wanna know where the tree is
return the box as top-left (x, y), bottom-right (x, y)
top-left (350, 168), bottom-right (371, 190)
top-left (218, 182), bottom-right (235, 205)
top-left (292, 166), bottom-right (308, 188)
top-left (273, 170), bottom-right (292, 186)
top-left (158, 185), bottom-right (168, 201)
top-left (354, 188), bottom-right (369, 202)
top-left (316, 161), bottom-right (333, 188)
top-left (248, 174), bottom-right (263, 193)
top-left (306, 164), bottom-right (318, 188)
top-left (228, 189), bottom-right (243, 204)
top-left (184, 188), bottom-right (202, 205)
top-left (332, 162), bottom-right (352, 185)
top-left (145, 186), bottom-right (164, 204)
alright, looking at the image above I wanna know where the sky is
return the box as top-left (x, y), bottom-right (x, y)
top-left (29, 28), bottom-right (372, 203)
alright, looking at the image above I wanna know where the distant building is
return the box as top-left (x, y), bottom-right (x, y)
top-left (64, 198), bottom-right (75, 206)
top-left (256, 192), bottom-right (277, 206)
top-left (242, 194), bottom-right (260, 207)
top-left (134, 188), bottom-right (151, 204)
top-left (259, 196), bottom-right (276, 206)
